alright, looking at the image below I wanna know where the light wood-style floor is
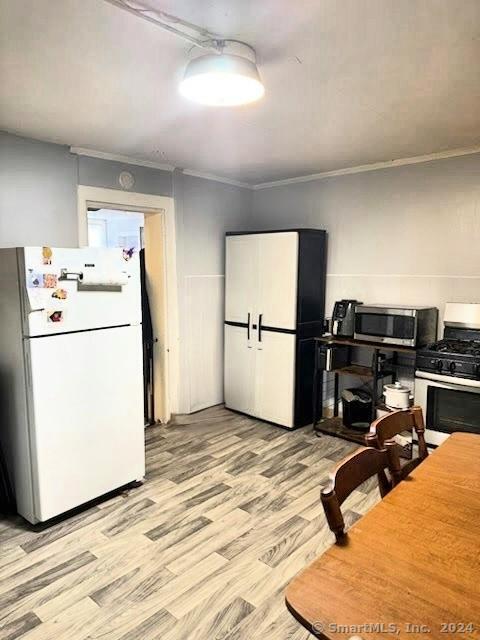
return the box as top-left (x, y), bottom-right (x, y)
top-left (0, 406), bottom-right (381, 640)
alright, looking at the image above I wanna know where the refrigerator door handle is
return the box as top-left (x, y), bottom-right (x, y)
top-left (258, 314), bottom-right (263, 343)
top-left (24, 347), bottom-right (32, 389)
top-left (247, 313), bottom-right (251, 341)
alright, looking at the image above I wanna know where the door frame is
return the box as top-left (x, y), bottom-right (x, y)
top-left (77, 185), bottom-right (179, 422)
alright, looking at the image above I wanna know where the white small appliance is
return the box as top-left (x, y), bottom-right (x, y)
top-left (0, 247), bottom-right (145, 523)
top-left (383, 382), bottom-right (411, 410)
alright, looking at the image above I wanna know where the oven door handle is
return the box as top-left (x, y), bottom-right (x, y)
top-left (415, 370), bottom-right (480, 389)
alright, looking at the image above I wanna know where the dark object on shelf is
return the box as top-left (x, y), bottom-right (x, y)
top-left (332, 300), bottom-right (362, 338)
top-left (317, 343), bottom-right (350, 371)
top-left (375, 352), bottom-right (387, 373)
top-left (322, 317), bottom-right (332, 335)
top-left (341, 388), bottom-right (372, 431)
top-left (312, 335), bottom-right (418, 442)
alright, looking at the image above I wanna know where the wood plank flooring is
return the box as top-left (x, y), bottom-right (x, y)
top-left (0, 406), bottom-right (381, 640)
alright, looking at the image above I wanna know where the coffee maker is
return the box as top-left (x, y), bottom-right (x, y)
top-left (332, 300), bottom-right (362, 337)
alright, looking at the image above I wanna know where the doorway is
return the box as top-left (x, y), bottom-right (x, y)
top-left (87, 208), bottom-right (155, 425)
top-left (87, 208), bottom-right (145, 252)
top-left (77, 186), bottom-right (179, 425)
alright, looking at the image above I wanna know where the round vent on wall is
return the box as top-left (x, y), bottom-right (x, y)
top-left (118, 171), bottom-right (135, 190)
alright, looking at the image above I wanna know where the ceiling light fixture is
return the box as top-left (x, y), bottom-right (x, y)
top-left (104, 0), bottom-right (265, 107)
top-left (179, 42), bottom-right (264, 106)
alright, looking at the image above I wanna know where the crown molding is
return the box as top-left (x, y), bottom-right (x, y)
top-left (70, 147), bottom-right (252, 188)
top-left (70, 144), bottom-right (480, 191)
top-left (252, 146), bottom-right (480, 190)
top-left (70, 147), bottom-right (175, 172)
top-left (181, 169), bottom-right (252, 189)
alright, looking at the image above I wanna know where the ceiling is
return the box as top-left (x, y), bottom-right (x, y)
top-left (1, 0), bottom-right (480, 185)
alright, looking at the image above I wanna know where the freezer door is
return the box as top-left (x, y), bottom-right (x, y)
top-left (25, 325), bottom-right (145, 522)
top-left (21, 247), bottom-right (141, 337)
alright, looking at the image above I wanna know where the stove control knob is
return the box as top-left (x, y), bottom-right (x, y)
top-left (436, 360), bottom-right (444, 372)
top-left (449, 361), bottom-right (456, 373)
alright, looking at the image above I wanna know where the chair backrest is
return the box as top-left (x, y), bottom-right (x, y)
top-left (320, 445), bottom-right (401, 542)
top-left (366, 406), bottom-right (428, 478)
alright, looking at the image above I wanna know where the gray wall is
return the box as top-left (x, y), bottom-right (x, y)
top-left (252, 154), bottom-right (480, 324)
top-left (0, 132), bottom-right (173, 248)
top-left (0, 131), bottom-right (252, 415)
top-left (0, 132), bottom-right (78, 246)
top-left (78, 156), bottom-right (172, 197)
top-left (174, 171), bottom-right (252, 412)
top-left (252, 153), bottom-right (480, 411)
top-left (6, 130), bottom-right (478, 416)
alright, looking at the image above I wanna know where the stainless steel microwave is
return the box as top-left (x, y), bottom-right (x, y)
top-left (354, 304), bottom-right (438, 347)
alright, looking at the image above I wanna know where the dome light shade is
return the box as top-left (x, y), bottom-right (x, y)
top-left (179, 53), bottom-right (265, 106)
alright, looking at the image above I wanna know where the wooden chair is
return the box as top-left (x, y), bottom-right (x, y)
top-left (365, 406), bottom-right (428, 479)
top-left (321, 445), bottom-right (401, 543)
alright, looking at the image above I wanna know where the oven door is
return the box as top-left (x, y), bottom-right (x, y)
top-left (355, 309), bottom-right (416, 346)
top-left (414, 371), bottom-right (480, 446)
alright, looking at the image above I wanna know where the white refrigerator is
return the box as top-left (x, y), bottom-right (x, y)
top-left (0, 246), bottom-right (145, 524)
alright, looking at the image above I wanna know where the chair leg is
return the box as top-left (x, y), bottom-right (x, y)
top-left (385, 441), bottom-right (402, 486)
top-left (321, 490), bottom-right (345, 540)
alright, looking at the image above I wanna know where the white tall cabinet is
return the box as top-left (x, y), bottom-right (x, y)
top-left (224, 230), bottom-right (327, 428)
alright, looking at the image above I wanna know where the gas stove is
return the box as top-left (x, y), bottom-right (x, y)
top-left (414, 303), bottom-right (480, 447)
top-left (416, 340), bottom-right (480, 379)
top-left (428, 338), bottom-right (480, 356)
top-left (416, 304), bottom-right (480, 380)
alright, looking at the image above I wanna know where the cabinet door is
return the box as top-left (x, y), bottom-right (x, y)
top-left (225, 235), bottom-right (258, 324)
top-left (224, 324), bottom-right (256, 415)
top-left (255, 331), bottom-right (296, 428)
top-left (257, 232), bottom-right (298, 330)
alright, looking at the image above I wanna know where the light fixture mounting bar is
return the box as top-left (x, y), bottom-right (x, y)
top-left (103, 0), bottom-right (222, 51)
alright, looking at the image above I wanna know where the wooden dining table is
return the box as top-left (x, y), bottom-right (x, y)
top-left (285, 432), bottom-right (480, 639)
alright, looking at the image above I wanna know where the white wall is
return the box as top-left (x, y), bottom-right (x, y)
top-left (252, 154), bottom-right (480, 326)
top-left (174, 171), bottom-right (252, 413)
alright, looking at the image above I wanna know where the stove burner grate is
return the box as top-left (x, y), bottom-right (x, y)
top-left (429, 339), bottom-right (480, 357)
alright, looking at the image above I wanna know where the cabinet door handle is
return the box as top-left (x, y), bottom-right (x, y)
top-left (258, 314), bottom-right (263, 342)
top-left (247, 313), bottom-right (251, 340)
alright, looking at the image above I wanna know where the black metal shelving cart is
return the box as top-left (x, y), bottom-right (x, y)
top-left (312, 335), bottom-right (417, 444)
